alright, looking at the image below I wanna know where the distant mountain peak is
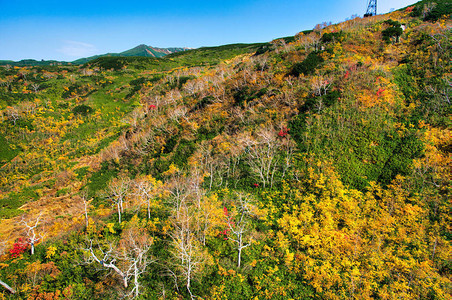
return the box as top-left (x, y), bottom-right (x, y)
top-left (71, 44), bottom-right (191, 64)
top-left (120, 44), bottom-right (189, 58)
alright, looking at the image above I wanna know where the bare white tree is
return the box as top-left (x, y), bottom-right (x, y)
top-left (165, 90), bottom-right (182, 105)
top-left (281, 137), bottom-right (296, 179)
top-left (106, 177), bottom-right (131, 223)
top-left (169, 106), bottom-right (188, 124)
top-left (183, 79), bottom-right (204, 95)
top-left (224, 193), bottom-right (255, 269)
top-left (252, 55), bottom-right (269, 72)
top-left (165, 170), bottom-right (191, 219)
top-left (80, 190), bottom-right (92, 228)
top-left (134, 175), bottom-right (158, 219)
top-left (169, 205), bottom-right (207, 300)
top-left (84, 224), bottom-right (154, 299)
top-left (5, 106), bottom-right (20, 125)
top-left (300, 32), bottom-right (322, 51)
top-left (30, 83), bottom-right (40, 93)
top-left (239, 126), bottom-right (281, 188)
top-left (85, 241), bottom-right (129, 287)
top-left (21, 213), bottom-right (44, 255)
top-left (311, 75), bottom-right (332, 97)
top-left (118, 225), bottom-right (154, 298)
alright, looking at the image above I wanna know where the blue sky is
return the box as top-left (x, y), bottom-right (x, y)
top-left (0, 0), bottom-right (418, 61)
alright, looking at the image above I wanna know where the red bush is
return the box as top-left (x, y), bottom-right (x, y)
top-left (223, 206), bottom-right (229, 217)
top-left (344, 70), bottom-right (350, 79)
top-left (10, 238), bottom-right (27, 258)
top-left (278, 126), bottom-right (289, 137)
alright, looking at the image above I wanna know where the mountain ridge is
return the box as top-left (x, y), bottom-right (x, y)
top-left (0, 44), bottom-right (192, 66)
top-left (72, 44), bottom-right (191, 64)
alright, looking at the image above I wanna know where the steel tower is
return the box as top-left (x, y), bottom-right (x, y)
top-left (364, 0), bottom-right (377, 17)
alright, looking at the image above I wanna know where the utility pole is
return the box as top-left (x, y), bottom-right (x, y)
top-left (364, 0), bottom-right (377, 17)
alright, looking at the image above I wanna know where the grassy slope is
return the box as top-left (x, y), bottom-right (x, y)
top-left (0, 2), bottom-right (450, 299)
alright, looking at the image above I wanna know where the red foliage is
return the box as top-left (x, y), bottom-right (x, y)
top-left (406, 6), bottom-right (414, 12)
top-left (344, 70), bottom-right (350, 79)
top-left (376, 88), bottom-right (385, 97)
top-left (253, 183), bottom-right (259, 188)
top-left (221, 229), bottom-right (230, 240)
top-left (278, 126), bottom-right (289, 137)
top-left (148, 104), bottom-right (156, 110)
top-left (10, 238), bottom-right (27, 258)
top-left (223, 206), bottom-right (229, 217)
top-left (218, 225), bottom-right (230, 240)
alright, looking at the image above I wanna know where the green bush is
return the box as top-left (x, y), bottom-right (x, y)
top-left (321, 31), bottom-right (344, 43)
top-left (382, 20), bottom-right (403, 43)
top-left (72, 104), bottom-right (93, 116)
top-left (56, 187), bottom-right (70, 197)
top-left (254, 44), bottom-right (274, 56)
top-left (191, 96), bottom-right (214, 112)
top-left (85, 161), bottom-right (119, 199)
top-left (378, 132), bottom-right (424, 185)
top-left (233, 86), bottom-right (267, 107)
top-left (289, 51), bottom-right (324, 77)
top-left (424, 2), bottom-right (452, 21)
top-left (163, 135), bottom-right (178, 154)
top-left (410, 1), bottom-right (452, 21)
top-left (173, 139), bottom-right (196, 167)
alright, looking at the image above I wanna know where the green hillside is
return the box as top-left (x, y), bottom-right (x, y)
top-left (84, 43), bottom-right (267, 71)
top-left (0, 1), bottom-right (451, 299)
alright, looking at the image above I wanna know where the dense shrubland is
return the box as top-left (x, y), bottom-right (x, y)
top-left (0, 1), bottom-right (451, 299)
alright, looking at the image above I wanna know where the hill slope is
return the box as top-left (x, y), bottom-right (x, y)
top-left (0, 1), bottom-right (450, 299)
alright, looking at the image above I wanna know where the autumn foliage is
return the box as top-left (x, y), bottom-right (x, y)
top-left (9, 238), bottom-right (27, 258)
top-left (0, 3), bottom-right (451, 299)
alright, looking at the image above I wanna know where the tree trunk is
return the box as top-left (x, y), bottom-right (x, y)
top-left (117, 202), bottom-right (122, 223)
top-left (147, 201), bottom-right (151, 220)
top-left (134, 266), bottom-right (139, 298)
top-left (0, 279), bottom-right (15, 294)
top-left (237, 237), bottom-right (242, 268)
top-left (187, 275), bottom-right (194, 300)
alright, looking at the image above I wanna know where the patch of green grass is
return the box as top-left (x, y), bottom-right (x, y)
top-left (0, 208), bottom-right (24, 219)
top-left (0, 186), bottom-right (41, 218)
top-left (56, 187), bottom-right (71, 197)
top-left (0, 134), bottom-right (20, 166)
top-left (85, 161), bottom-right (119, 199)
top-left (75, 166), bottom-right (90, 180)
